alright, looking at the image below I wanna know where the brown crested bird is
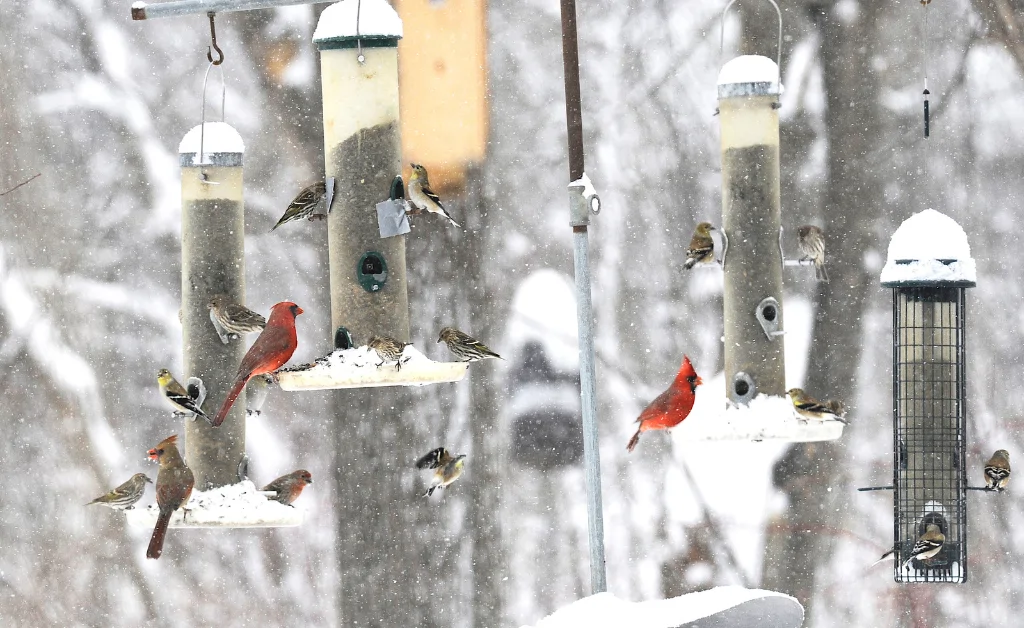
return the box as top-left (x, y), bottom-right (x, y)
top-left (262, 470), bottom-right (313, 506)
top-left (407, 164), bottom-right (461, 228)
top-left (684, 222), bottom-right (716, 269)
top-left (787, 388), bottom-right (847, 424)
top-left (368, 334), bottom-right (412, 371)
top-left (86, 473), bottom-right (152, 510)
top-left (985, 449), bottom-right (1011, 492)
top-left (271, 181), bottom-right (327, 231)
top-left (146, 435), bottom-right (195, 560)
top-left (416, 447), bottom-right (466, 497)
top-left (797, 225), bottom-right (829, 283)
top-left (437, 326), bottom-right (502, 362)
top-left (208, 294), bottom-right (266, 344)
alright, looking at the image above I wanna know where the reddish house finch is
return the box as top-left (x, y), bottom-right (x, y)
top-left (208, 294), bottom-right (266, 344)
top-left (787, 388), bottom-right (847, 424)
top-left (271, 181), bottom-right (327, 231)
top-left (146, 435), bottom-right (194, 560)
top-left (627, 355), bottom-right (703, 452)
top-left (212, 301), bottom-right (303, 427)
top-left (797, 225), bottom-right (829, 283)
top-left (367, 334), bottom-right (411, 371)
top-left (684, 222), bottom-right (716, 269)
top-left (985, 449), bottom-right (1011, 491)
top-left (157, 369), bottom-right (209, 423)
top-left (262, 470), bottom-right (313, 506)
top-left (408, 164), bottom-right (461, 228)
top-left (416, 447), bottom-right (466, 497)
top-left (86, 473), bottom-right (152, 510)
top-left (437, 326), bottom-right (502, 362)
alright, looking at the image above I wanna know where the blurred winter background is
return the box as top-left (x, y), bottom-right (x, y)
top-left (0, 0), bottom-right (1022, 626)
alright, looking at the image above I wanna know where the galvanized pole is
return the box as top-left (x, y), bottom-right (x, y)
top-left (560, 0), bottom-right (606, 594)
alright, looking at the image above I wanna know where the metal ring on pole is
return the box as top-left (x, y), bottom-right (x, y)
top-left (719, 0), bottom-right (782, 74)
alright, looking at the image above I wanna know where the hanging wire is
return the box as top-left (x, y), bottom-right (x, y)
top-left (719, 0), bottom-right (783, 103)
top-left (198, 52), bottom-right (226, 181)
top-left (355, 0), bottom-right (365, 64)
top-left (922, 2), bottom-right (931, 137)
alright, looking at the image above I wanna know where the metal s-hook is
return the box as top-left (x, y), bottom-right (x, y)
top-left (206, 11), bottom-right (224, 66)
top-left (719, 0), bottom-right (783, 73)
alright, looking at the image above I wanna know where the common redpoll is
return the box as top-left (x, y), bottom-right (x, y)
top-left (86, 473), bottom-right (152, 510)
top-left (437, 326), bottom-right (502, 362)
top-left (416, 447), bottom-right (466, 497)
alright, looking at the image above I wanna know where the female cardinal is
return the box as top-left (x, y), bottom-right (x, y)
top-left (212, 301), bottom-right (303, 427)
top-left (147, 435), bottom-right (194, 559)
top-left (627, 355), bottom-right (702, 452)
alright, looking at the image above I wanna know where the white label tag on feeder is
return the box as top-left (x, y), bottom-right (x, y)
top-left (326, 177), bottom-right (336, 213)
top-left (376, 199), bottom-right (411, 238)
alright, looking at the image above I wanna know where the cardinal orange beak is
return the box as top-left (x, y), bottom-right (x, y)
top-left (147, 448), bottom-right (159, 460)
top-left (696, 376), bottom-right (703, 386)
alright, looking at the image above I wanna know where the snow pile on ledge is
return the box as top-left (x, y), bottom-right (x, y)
top-left (313, 0), bottom-right (403, 41)
top-left (522, 587), bottom-right (803, 628)
top-left (124, 480), bottom-right (302, 529)
top-left (276, 345), bottom-right (467, 391)
top-left (880, 209), bottom-right (976, 286)
top-left (178, 122), bottom-right (244, 159)
top-left (677, 392), bottom-right (844, 443)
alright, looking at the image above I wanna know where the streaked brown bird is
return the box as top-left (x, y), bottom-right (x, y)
top-left (985, 449), bottom-right (1011, 491)
top-left (797, 225), bottom-right (829, 283)
top-left (146, 435), bottom-right (195, 560)
top-left (271, 181), bottom-right (327, 231)
top-left (208, 294), bottom-right (266, 344)
top-left (368, 334), bottom-right (411, 371)
top-left (437, 326), bottom-right (502, 362)
top-left (415, 447), bottom-right (466, 497)
top-left (262, 470), bottom-right (313, 506)
top-left (86, 473), bottom-right (152, 510)
top-left (684, 222), bottom-right (716, 269)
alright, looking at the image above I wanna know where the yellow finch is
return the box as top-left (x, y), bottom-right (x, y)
top-left (408, 164), bottom-right (461, 228)
top-left (415, 447), bottom-right (466, 497)
top-left (787, 388), bottom-right (847, 424)
top-left (157, 369), bottom-right (209, 423)
top-left (797, 225), bottom-right (829, 283)
top-left (684, 222), bottom-right (716, 269)
top-left (437, 326), bottom-right (502, 362)
top-left (985, 449), bottom-right (1011, 491)
top-left (901, 524), bottom-right (945, 568)
top-left (86, 473), bottom-right (152, 510)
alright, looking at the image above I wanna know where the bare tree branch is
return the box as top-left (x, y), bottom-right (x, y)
top-left (0, 173), bottom-right (39, 196)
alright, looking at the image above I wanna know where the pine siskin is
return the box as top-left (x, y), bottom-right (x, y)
top-left (262, 470), bottom-right (313, 506)
top-left (901, 523), bottom-right (945, 568)
top-left (786, 388), bottom-right (847, 424)
top-left (157, 369), bottom-right (210, 423)
top-left (797, 225), bottom-right (829, 283)
top-left (684, 222), bottom-right (716, 269)
top-left (271, 181), bottom-right (327, 231)
top-left (415, 447), bottom-right (466, 497)
top-left (408, 164), bottom-right (461, 228)
top-left (86, 473), bottom-right (152, 510)
top-left (367, 334), bottom-right (412, 371)
top-left (984, 449), bottom-right (1011, 491)
top-left (437, 326), bottom-right (502, 362)
top-left (246, 373), bottom-right (274, 416)
top-left (208, 294), bottom-right (266, 344)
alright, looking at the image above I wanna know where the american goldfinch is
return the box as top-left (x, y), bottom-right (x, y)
top-left (437, 326), bottom-right (502, 362)
top-left (271, 181), bottom-right (327, 231)
top-left (208, 294), bottom-right (266, 344)
top-left (85, 473), bottom-right (152, 510)
top-left (407, 163), bottom-right (461, 228)
top-left (985, 449), bottom-right (1011, 491)
top-left (901, 523), bottom-right (945, 568)
top-left (245, 373), bottom-right (273, 416)
top-left (684, 222), bottom-right (716, 269)
top-left (262, 470), bottom-right (313, 506)
top-left (157, 369), bottom-right (210, 423)
top-left (415, 447), bottom-right (466, 497)
top-left (786, 388), bottom-right (848, 424)
top-left (147, 435), bottom-right (194, 560)
top-left (367, 334), bottom-right (412, 371)
top-left (797, 225), bottom-right (829, 283)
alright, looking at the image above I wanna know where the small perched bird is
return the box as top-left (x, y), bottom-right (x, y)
top-left (628, 355), bottom-right (703, 452)
top-left (437, 326), bottom-right (502, 362)
top-left (212, 302), bottom-right (304, 427)
top-left (271, 181), bottom-right (327, 231)
top-left (208, 294), bottom-right (266, 344)
top-left (368, 334), bottom-right (411, 371)
top-left (787, 388), bottom-right (848, 424)
top-left (797, 225), bottom-right (829, 283)
top-left (825, 399), bottom-right (847, 422)
top-left (901, 524), bottom-right (945, 568)
top-left (157, 369), bottom-right (210, 423)
top-left (684, 222), bottom-right (716, 269)
top-left (86, 473), bottom-right (152, 510)
top-left (407, 163), bottom-right (461, 228)
top-left (416, 447), bottom-right (467, 497)
top-left (262, 470), bottom-right (313, 506)
top-left (245, 373), bottom-right (274, 416)
top-left (985, 449), bottom-right (1011, 492)
top-left (146, 435), bottom-right (195, 560)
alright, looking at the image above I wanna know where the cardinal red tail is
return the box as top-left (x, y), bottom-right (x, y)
top-left (626, 427), bottom-right (642, 453)
top-left (147, 509), bottom-right (172, 559)
top-left (212, 375), bottom-right (248, 427)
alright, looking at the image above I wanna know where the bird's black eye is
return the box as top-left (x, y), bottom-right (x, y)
top-left (157, 448), bottom-right (164, 455)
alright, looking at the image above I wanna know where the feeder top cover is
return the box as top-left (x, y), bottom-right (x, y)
top-left (179, 122), bottom-right (244, 157)
top-left (881, 209), bottom-right (976, 287)
top-left (313, 0), bottom-right (403, 43)
top-left (717, 55), bottom-right (783, 98)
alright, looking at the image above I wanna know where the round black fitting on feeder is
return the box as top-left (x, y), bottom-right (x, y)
top-left (732, 371), bottom-right (757, 404)
top-left (356, 252), bottom-right (388, 292)
top-left (334, 326), bottom-right (354, 350)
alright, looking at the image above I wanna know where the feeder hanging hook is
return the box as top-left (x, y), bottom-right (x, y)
top-left (206, 11), bottom-right (224, 66)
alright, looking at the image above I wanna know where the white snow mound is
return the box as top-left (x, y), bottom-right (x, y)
top-left (313, 0), bottom-right (403, 41)
top-left (178, 122), bottom-right (244, 162)
top-left (717, 55), bottom-right (779, 85)
top-left (880, 209), bottom-right (976, 286)
top-left (124, 480), bottom-right (303, 528)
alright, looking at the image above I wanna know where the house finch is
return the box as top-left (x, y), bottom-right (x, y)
top-left (157, 369), bottom-right (209, 423)
top-left (212, 301), bottom-right (303, 427)
top-left (246, 373), bottom-right (274, 416)
top-left (262, 470), bottom-right (313, 506)
top-left (271, 181), bottom-right (327, 231)
top-left (985, 449), bottom-right (1011, 491)
top-left (627, 355), bottom-right (702, 452)
top-left (407, 163), bottom-right (461, 228)
top-left (416, 447), bottom-right (466, 497)
top-left (437, 326), bottom-right (502, 362)
top-left (787, 388), bottom-right (848, 424)
top-left (367, 334), bottom-right (411, 371)
top-left (208, 294), bottom-right (266, 344)
top-left (146, 435), bottom-right (194, 560)
top-left (797, 225), bottom-right (829, 282)
top-left (684, 222), bottom-right (716, 269)
top-left (86, 473), bottom-right (152, 510)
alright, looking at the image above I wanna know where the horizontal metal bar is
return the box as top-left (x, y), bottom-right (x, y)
top-left (132, 0), bottom-right (325, 20)
top-left (857, 485), bottom-right (894, 492)
top-left (966, 486), bottom-right (998, 492)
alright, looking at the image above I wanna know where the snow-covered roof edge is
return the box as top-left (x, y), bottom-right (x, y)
top-left (313, 0), bottom-right (403, 45)
top-left (881, 209), bottom-right (977, 287)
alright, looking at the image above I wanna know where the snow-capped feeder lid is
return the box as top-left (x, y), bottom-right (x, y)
top-left (123, 480), bottom-right (303, 529)
top-left (880, 209), bottom-right (976, 288)
top-left (179, 122), bottom-right (244, 168)
top-left (313, 0), bottom-right (403, 49)
top-left (717, 55), bottom-right (783, 98)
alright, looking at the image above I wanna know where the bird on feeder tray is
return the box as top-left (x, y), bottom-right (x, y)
top-left (437, 326), bottom-right (502, 362)
top-left (157, 369), bottom-right (210, 424)
top-left (271, 181), bottom-right (327, 231)
top-left (208, 294), bottom-right (266, 344)
top-left (367, 334), bottom-right (412, 371)
top-left (627, 355), bottom-right (703, 452)
top-left (146, 435), bottom-right (194, 560)
top-left (797, 225), bottom-right (829, 283)
top-left (787, 388), bottom-right (848, 424)
top-left (683, 222), bottom-right (716, 269)
top-left (984, 449), bottom-right (1011, 492)
top-left (262, 470), bottom-right (313, 506)
top-left (407, 163), bottom-right (462, 228)
top-left (85, 473), bottom-right (152, 510)
top-left (416, 447), bottom-right (467, 497)
top-left (873, 523), bottom-right (945, 568)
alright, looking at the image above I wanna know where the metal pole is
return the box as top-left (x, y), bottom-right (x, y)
top-left (560, 0), bottom-right (606, 594)
top-left (132, 0), bottom-right (318, 20)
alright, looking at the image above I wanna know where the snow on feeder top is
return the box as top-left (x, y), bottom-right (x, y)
top-left (717, 54), bottom-right (782, 98)
top-left (179, 122), bottom-right (244, 167)
top-left (313, 0), bottom-right (403, 48)
top-left (880, 208), bottom-right (976, 288)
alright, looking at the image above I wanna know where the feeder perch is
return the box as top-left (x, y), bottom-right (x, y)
top-left (124, 480), bottom-right (303, 529)
top-left (276, 345), bottom-right (467, 391)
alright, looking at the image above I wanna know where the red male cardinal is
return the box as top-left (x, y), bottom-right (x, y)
top-left (147, 435), bottom-right (194, 559)
top-left (627, 355), bottom-right (702, 453)
top-left (212, 301), bottom-right (303, 427)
